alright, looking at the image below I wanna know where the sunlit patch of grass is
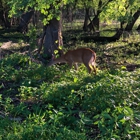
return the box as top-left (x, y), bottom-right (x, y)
top-left (2, 32), bottom-right (24, 38)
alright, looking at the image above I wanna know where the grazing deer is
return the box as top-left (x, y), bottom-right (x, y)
top-left (47, 48), bottom-right (96, 74)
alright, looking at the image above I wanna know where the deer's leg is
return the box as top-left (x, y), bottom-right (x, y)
top-left (83, 63), bottom-right (92, 73)
top-left (91, 62), bottom-right (96, 75)
top-left (67, 62), bottom-right (73, 69)
top-left (92, 65), bottom-right (96, 75)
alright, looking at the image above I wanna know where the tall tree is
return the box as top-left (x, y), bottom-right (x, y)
top-left (100, 0), bottom-right (140, 30)
top-left (125, 9), bottom-right (140, 30)
top-left (78, 0), bottom-right (114, 32)
top-left (8, 0), bottom-right (68, 58)
top-left (0, 0), bottom-right (11, 28)
top-left (17, 10), bottom-right (34, 33)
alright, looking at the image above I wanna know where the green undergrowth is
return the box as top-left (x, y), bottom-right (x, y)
top-left (0, 53), bottom-right (140, 139)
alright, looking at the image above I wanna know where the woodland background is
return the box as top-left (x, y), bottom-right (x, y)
top-left (0, 0), bottom-right (140, 139)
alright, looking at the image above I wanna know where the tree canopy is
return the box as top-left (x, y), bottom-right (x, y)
top-left (8, 0), bottom-right (70, 25)
top-left (7, 0), bottom-right (140, 25)
top-left (100, 0), bottom-right (140, 23)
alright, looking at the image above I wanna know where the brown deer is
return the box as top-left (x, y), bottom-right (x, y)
top-left (47, 48), bottom-right (96, 74)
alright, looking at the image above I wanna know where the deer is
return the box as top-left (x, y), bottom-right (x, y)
top-left (47, 48), bottom-right (97, 75)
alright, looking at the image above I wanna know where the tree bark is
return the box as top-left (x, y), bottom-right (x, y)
top-left (86, 0), bottom-right (102, 32)
top-left (66, 5), bottom-right (73, 22)
top-left (113, 29), bottom-right (123, 39)
top-left (0, 10), bottom-right (11, 28)
top-left (37, 7), bottom-right (63, 60)
top-left (83, 8), bottom-right (91, 31)
top-left (43, 18), bottom-right (63, 59)
top-left (17, 10), bottom-right (34, 33)
top-left (0, 0), bottom-right (11, 28)
top-left (86, 0), bottom-right (113, 32)
top-left (36, 26), bottom-right (46, 55)
top-left (125, 9), bottom-right (140, 31)
top-left (137, 24), bottom-right (140, 30)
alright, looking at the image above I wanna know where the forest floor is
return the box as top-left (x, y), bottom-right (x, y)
top-left (0, 27), bottom-right (140, 139)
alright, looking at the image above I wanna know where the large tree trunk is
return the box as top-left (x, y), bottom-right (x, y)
top-left (66, 5), bottom-right (73, 22)
top-left (0, 0), bottom-right (11, 28)
top-left (0, 10), bottom-right (11, 28)
top-left (87, 16), bottom-right (99, 32)
top-left (86, 0), bottom-right (102, 33)
top-left (17, 10), bottom-right (34, 33)
top-left (43, 18), bottom-right (63, 59)
top-left (37, 8), bottom-right (63, 60)
top-left (83, 8), bottom-right (92, 31)
top-left (125, 9), bottom-right (140, 31)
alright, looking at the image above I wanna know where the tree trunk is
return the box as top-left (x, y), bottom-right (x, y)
top-left (0, 10), bottom-right (11, 28)
top-left (36, 26), bottom-right (46, 55)
top-left (113, 29), bottom-right (123, 39)
top-left (87, 16), bottom-right (99, 35)
top-left (93, 16), bottom-right (99, 31)
top-left (120, 21), bottom-right (125, 29)
top-left (86, 0), bottom-right (102, 33)
top-left (86, 0), bottom-right (113, 33)
top-left (66, 5), bottom-right (73, 22)
top-left (0, 0), bottom-right (11, 28)
top-left (83, 8), bottom-right (91, 31)
top-left (125, 9), bottom-right (140, 31)
top-left (43, 18), bottom-right (63, 59)
top-left (137, 24), bottom-right (140, 30)
top-left (17, 10), bottom-right (34, 33)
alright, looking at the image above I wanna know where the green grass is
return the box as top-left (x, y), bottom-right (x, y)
top-left (0, 52), bottom-right (140, 139)
top-left (0, 27), bottom-right (140, 139)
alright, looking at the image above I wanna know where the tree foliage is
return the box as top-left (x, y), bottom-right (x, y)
top-left (6, 0), bottom-right (140, 27)
top-left (100, 0), bottom-right (140, 23)
top-left (8, 0), bottom-right (72, 25)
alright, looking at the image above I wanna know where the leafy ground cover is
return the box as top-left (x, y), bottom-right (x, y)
top-left (0, 28), bottom-right (140, 139)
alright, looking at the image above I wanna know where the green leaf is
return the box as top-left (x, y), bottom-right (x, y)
top-left (102, 113), bottom-right (112, 119)
top-left (54, 50), bottom-right (59, 54)
top-left (74, 77), bottom-right (78, 83)
top-left (121, 66), bottom-right (126, 70)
